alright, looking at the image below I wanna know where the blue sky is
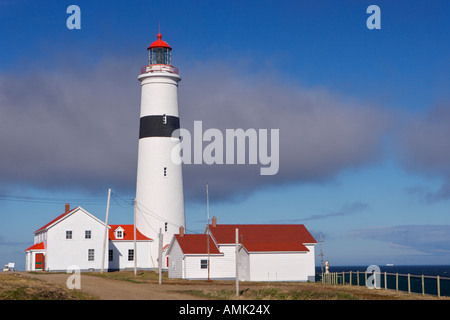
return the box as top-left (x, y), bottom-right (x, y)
top-left (0, 0), bottom-right (449, 270)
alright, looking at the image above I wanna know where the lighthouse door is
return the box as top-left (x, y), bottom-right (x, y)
top-left (35, 253), bottom-right (44, 270)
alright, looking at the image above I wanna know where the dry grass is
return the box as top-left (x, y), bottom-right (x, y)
top-left (0, 273), bottom-right (95, 300)
top-left (90, 271), bottom-right (446, 300)
top-left (3, 271), bottom-right (447, 300)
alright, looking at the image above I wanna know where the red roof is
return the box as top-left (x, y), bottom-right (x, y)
top-left (25, 242), bottom-right (45, 251)
top-left (109, 225), bottom-right (152, 241)
top-left (174, 234), bottom-right (221, 254)
top-left (34, 207), bottom-right (77, 233)
top-left (147, 33), bottom-right (171, 50)
top-left (209, 224), bottom-right (316, 252)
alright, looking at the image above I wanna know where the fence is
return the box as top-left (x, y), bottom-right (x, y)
top-left (320, 271), bottom-right (450, 298)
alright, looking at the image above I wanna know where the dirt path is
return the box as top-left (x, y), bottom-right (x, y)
top-left (20, 273), bottom-right (206, 300)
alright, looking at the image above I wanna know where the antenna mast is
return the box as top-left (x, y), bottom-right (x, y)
top-left (318, 234), bottom-right (325, 274)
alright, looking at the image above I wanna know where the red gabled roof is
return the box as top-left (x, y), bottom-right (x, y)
top-left (174, 234), bottom-right (221, 254)
top-left (147, 33), bottom-right (171, 50)
top-left (25, 242), bottom-right (45, 252)
top-left (34, 207), bottom-right (78, 233)
top-left (209, 224), bottom-right (316, 252)
top-left (109, 225), bottom-right (152, 241)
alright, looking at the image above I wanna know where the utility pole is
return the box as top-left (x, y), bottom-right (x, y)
top-left (206, 183), bottom-right (212, 282)
top-left (158, 228), bottom-right (163, 285)
top-left (133, 199), bottom-right (137, 277)
top-left (101, 188), bottom-right (111, 274)
top-left (235, 228), bottom-right (239, 297)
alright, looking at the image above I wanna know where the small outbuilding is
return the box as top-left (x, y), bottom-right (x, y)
top-left (167, 217), bottom-right (317, 282)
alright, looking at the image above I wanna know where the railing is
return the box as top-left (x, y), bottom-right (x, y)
top-left (319, 271), bottom-right (450, 298)
top-left (140, 64), bottom-right (179, 75)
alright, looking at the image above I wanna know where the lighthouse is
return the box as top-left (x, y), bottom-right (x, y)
top-left (135, 33), bottom-right (185, 264)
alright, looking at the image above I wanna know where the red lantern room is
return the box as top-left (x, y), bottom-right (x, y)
top-left (140, 33), bottom-right (178, 75)
top-left (147, 33), bottom-right (172, 66)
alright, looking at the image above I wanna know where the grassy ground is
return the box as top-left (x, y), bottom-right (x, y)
top-left (0, 273), bottom-right (95, 300)
top-left (89, 271), bottom-right (445, 300)
top-left (1, 271), bottom-right (447, 300)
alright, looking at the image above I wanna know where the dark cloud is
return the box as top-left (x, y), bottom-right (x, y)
top-left (0, 59), bottom-right (389, 201)
top-left (349, 225), bottom-right (450, 254)
top-left (397, 103), bottom-right (450, 203)
top-left (0, 59), bottom-right (140, 194)
top-left (179, 62), bottom-right (390, 201)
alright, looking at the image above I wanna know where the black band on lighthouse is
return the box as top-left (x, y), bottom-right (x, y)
top-left (139, 115), bottom-right (180, 139)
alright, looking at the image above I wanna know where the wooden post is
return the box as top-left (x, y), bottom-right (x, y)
top-left (101, 188), bottom-right (111, 274)
top-left (396, 273), bottom-right (398, 292)
top-left (133, 199), bottom-right (137, 277)
top-left (384, 272), bottom-right (387, 290)
top-left (206, 183), bottom-right (211, 282)
top-left (364, 271), bottom-right (367, 287)
top-left (437, 276), bottom-right (440, 299)
top-left (407, 274), bottom-right (411, 294)
top-left (235, 228), bottom-right (239, 297)
top-left (357, 271), bottom-right (359, 286)
top-left (158, 228), bottom-right (163, 285)
top-left (349, 271), bottom-right (352, 286)
top-left (421, 274), bottom-right (424, 296)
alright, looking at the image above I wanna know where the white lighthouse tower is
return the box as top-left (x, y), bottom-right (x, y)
top-left (135, 33), bottom-right (185, 266)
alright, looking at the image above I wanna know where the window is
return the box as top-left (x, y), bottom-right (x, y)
top-left (109, 250), bottom-right (113, 262)
top-left (115, 227), bottom-right (124, 239)
top-left (200, 259), bottom-right (208, 269)
top-left (85, 230), bottom-right (91, 239)
top-left (88, 249), bottom-right (95, 261)
top-left (128, 249), bottom-right (134, 261)
top-left (66, 231), bottom-right (72, 239)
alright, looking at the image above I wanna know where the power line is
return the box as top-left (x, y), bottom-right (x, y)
top-left (0, 193), bottom-right (110, 205)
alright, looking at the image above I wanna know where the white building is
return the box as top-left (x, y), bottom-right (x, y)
top-left (25, 204), bottom-right (153, 272)
top-left (167, 216), bottom-right (317, 282)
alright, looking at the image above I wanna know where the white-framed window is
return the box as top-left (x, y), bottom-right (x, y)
top-left (200, 259), bottom-right (208, 269)
top-left (109, 250), bottom-right (113, 262)
top-left (66, 230), bottom-right (72, 239)
top-left (128, 249), bottom-right (134, 261)
top-left (88, 249), bottom-right (95, 261)
top-left (115, 227), bottom-right (124, 239)
top-left (85, 230), bottom-right (91, 239)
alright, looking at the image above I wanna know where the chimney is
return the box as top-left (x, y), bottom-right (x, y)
top-left (212, 216), bottom-right (217, 227)
top-left (179, 226), bottom-right (185, 237)
top-left (65, 203), bottom-right (70, 213)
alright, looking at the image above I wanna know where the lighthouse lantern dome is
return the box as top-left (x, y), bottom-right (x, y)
top-left (147, 33), bottom-right (172, 66)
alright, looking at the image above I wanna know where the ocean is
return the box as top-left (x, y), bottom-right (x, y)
top-left (315, 265), bottom-right (450, 297)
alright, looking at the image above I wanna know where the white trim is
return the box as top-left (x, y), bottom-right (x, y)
top-left (35, 207), bottom-right (110, 234)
